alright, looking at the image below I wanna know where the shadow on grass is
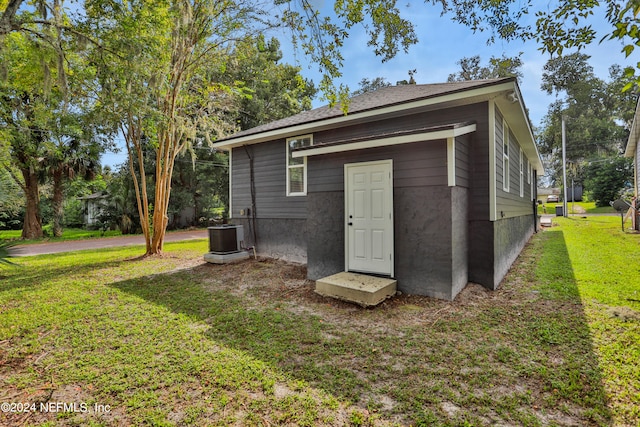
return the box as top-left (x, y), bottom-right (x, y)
top-left (107, 229), bottom-right (613, 426)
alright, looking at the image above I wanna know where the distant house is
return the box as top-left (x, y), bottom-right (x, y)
top-left (213, 78), bottom-right (544, 300)
top-left (79, 192), bottom-right (107, 226)
top-left (624, 99), bottom-right (640, 229)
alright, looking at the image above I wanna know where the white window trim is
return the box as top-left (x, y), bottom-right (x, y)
top-left (519, 146), bottom-right (524, 198)
top-left (503, 122), bottom-right (510, 192)
top-left (286, 135), bottom-right (313, 196)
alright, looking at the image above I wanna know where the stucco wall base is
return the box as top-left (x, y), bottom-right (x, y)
top-left (493, 214), bottom-right (534, 289)
top-left (469, 215), bottom-right (534, 290)
top-left (232, 218), bottom-right (308, 264)
top-left (306, 192), bottom-right (344, 280)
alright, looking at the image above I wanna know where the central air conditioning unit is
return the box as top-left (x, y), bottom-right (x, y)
top-left (207, 224), bottom-right (244, 254)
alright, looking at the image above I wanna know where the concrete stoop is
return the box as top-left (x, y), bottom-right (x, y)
top-left (204, 251), bottom-right (250, 264)
top-left (315, 272), bottom-right (397, 307)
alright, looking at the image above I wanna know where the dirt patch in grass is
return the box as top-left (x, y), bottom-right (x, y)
top-left (187, 250), bottom-right (613, 426)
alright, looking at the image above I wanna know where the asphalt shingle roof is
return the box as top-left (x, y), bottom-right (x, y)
top-left (218, 78), bottom-right (514, 142)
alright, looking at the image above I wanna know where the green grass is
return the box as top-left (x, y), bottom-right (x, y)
top-left (0, 219), bottom-right (638, 426)
top-left (0, 227), bottom-right (123, 244)
top-left (537, 201), bottom-right (616, 215)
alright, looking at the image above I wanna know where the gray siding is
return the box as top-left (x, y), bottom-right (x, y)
top-left (495, 108), bottom-right (535, 218)
top-left (231, 141), bottom-right (306, 219)
top-left (468, 104), bottom-right (491, 221)
top-left (455, 133), bottom-right (471, 188)
top-left (307, 141), bottom-right (447, 192)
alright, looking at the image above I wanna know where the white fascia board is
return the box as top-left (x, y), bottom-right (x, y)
top-left (213, 83), bottom-right (513, 151)
top-left (291, 124), bottom-right (476, 158)
top-left (494, 86), bottom-right (544, 175)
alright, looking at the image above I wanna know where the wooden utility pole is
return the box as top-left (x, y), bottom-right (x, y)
top-left (562, 116), bottom-right (568, 217)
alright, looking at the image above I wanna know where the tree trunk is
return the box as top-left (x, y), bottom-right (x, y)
top-left (21, 168), bottom-right (43, 239)
top-left (52, 168), bottom-right (64, 237)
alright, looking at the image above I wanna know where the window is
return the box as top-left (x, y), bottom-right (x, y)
top-left (286, 135), bottom-right (312, 196)
top-left (503, 123), bottom-right (510, 192)
top-left (519, 147), bottom-right (524, 197)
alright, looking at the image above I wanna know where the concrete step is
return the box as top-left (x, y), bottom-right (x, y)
top-left (204, 251), bottom-right (250, 264)
top-left (315, 272), bottom-right (397, 307)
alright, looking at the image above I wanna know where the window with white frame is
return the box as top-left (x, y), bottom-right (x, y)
top-left (519, 147), bottom-right (524, 197)
top-left (503, 123), bottom-right (510, 192)
top-left (286, 135), bottom-right (312, 196)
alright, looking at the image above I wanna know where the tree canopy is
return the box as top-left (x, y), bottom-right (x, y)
top-left (4, 0), bottom-right (640, 99)
top-left (536, 53), bottom-right (635, 187)
top-left (3, 0), bottom-right (640, 246)
top-left (447, 54), bottom-right (523, 82)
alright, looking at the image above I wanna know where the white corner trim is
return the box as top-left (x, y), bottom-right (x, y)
top-left (447, 137), bottom-right (456, 187)
top-left (291, 124), bottom-right (476, 158)
top-left (489, 101), bottom-right (497, 222)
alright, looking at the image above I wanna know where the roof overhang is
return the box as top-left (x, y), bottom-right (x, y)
top-left (214, 81), bottom-right (514, 149)
top-left (492, 83), bottom-right (544, 174)
top-left (291, 123), bottom-right (476, 158)
top-left (214, 79), bottom-right (544, 174)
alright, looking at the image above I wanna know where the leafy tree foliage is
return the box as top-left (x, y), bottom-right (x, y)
top-left (0, 167), bottom-right (23, 230)
top-left (536, 53), bottom-right (635, 186)
top-left (447, 54), bottom-right (523, 82)
top-left (352, 77), bottom-right (392, 96)
top-left (215, 35), bottom-right (317, 130)
top-left (0, 20), bottom-right (108, 238)
top-left (0, 31), bottom-right (57, 238)
top-left (584, 156), bottom-right (634, 206)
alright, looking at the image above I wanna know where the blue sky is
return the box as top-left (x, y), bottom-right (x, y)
top-left (101, 2), bottom-right (638, 169)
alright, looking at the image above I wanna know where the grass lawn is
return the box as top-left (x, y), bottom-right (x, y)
top-left (0, 217), bottom-right (638, 426)
top-left (0, 228), bottom-right (123, 244)
top-left (537, 201), bottom-right (617, 215)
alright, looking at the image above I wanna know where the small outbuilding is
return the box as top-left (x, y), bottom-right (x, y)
top-left (213, 78), bottom-right (544, 300)
top-left (78, 192), bottom-right (108, 227)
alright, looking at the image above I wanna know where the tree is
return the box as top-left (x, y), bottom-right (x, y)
top-left (447, 54), bottom-right (523, 82)
top-left (0, 6), bottom-right (108, 239)
top-left (536, 53), bottom-right (633, 186)
top-left (46, 133), bottom-right (103, 236)
top-left (352, 77), bottom-right (391, 96)
top-left (165, 35), bottom-right (316, 227)
top-left (216, 35), bottom-right (317, 131)
top-left (0, 32), bottom-right (53, 239)
top-left (6, 1), bottom-right (640, 92)
top-left (584, 157), bottom-right (634, 206)
top-left (0, 167), bottom-right (24, 230)
top-left (86, 0), bottom-right (260, 255)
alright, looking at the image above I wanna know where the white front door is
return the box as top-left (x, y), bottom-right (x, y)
top-left (345, 160), bottom-right (393, 276)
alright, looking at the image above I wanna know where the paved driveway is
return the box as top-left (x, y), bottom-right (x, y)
top-left (10, 229), bottom-right (208, 257)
